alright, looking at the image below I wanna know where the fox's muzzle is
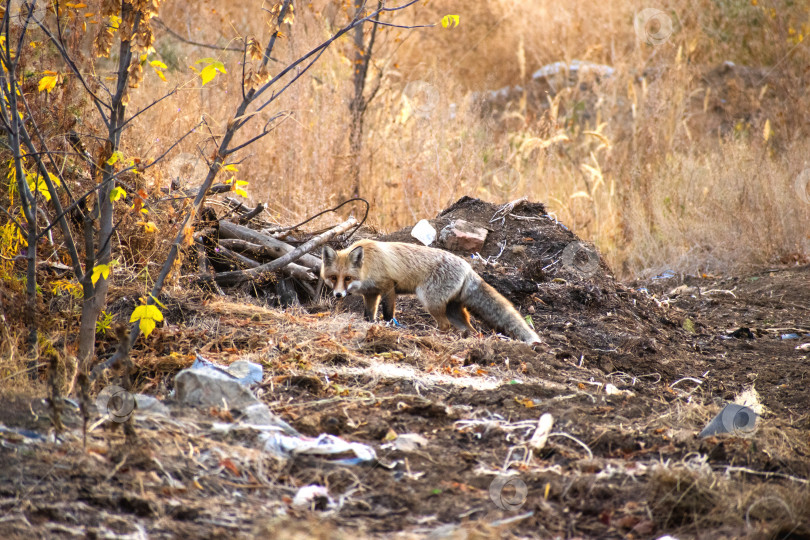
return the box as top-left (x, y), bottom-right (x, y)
top-left (334, 290), bottom-right (347, 298)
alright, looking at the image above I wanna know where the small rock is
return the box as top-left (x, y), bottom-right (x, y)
top-left (134, 394), bottom-right (169, 416)
top-left (241, 402), bottom-right (290, 429)
top-left (729, 327), bottom-right (754, 339)
top-left (668, 284), bottom-right (697, 297)
top-left (439, 219), bottom-right (488, 252)
top-left (174, 368), bottom-right (259, 410)
top-left (192, 355), bottom-right (263, 386)
top-left (226, 360), bottom-right (263, 386)
top-left (384, 433), bottom-right (429, 452)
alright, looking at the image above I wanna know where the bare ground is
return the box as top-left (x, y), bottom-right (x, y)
top-left (1, 198), bottom-right (808, 539)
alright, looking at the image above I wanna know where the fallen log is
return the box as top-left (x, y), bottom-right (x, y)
top-left (218, 238), bottom-right (276, 260)
top-left (199, 217), bottom-right (358, 286)
top-left (195, 238), bottom-right (317, 283)
top-left (215, 243), bottom-right (317, 282)
top-left (218, 220), bottom-right (322, 270)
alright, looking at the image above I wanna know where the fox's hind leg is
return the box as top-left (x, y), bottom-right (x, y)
top-left (380, 289), bottom-right (397, 321)
top-left (416, 289), bottom-right (453, 332)
top-left (446, 301), bottom-right (477, 335)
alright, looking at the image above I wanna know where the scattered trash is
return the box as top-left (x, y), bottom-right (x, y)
top-left (192, 354), bottom-right (263, 386)
top-left (699, 403), bottom-right (758, 438)
top-left (439, 219), bottom-right (488, 253)
top-left (528, 413), bottom-right (553, 451)
top-left (381, 433), bottom-right (429, 452)
top-left (796, 343), bottom-right (810, 352)
top-left (262, 432), bottom-right (376, 465)
top-left (410, 219), bottom-right (436, 246)
top-left (781, 333), bottom-right (799, 340)
top-left (0, 424), bottom-right (48, 444)
top-left (292, 485), bottom-right (335, 510)
top-left (652, 270), bottom-right (676, 280)
top-left (729, 327), bottom-right (754, 339)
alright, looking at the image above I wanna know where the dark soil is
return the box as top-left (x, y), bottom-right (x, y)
top-left (1, 198), bottom-right (808, 539)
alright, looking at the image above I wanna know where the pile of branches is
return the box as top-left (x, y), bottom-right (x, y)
top-left (193, 197), bottom-right (365, 305)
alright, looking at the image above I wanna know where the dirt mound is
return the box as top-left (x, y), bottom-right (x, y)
top-left (375, 196), bottom-right (690, 376)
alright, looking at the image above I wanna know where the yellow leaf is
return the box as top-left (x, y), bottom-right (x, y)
top-left (139, 317), bottom-right (156, 337)
top-left (136, 221), bottom-right (158, 233)
top-left (130, 303), bottom-right (163, 338)
top-left (232, 188), bottom-right (248, 198)
top-left (200, 64), bottom-right (217, 85)
top-left (156, 70), bottom-right (166, 82)
top-left (38, 75), bottom-right (58, 93)
top-left (150, 60), bottom-right (167, 69)
top-left (222, 164), bottom-right (239, 172)
top-left (763, 119), bottom-right (771, 142)
top-left (195, 59), bottom-right (226, 85)
top-left (441, 15), bottom-right (460, 28)
top-left (106, 150), bottom-right (123, 165)
top-left (145, 304), bottom-right (163, 321)
top-left (26, 172), bottom-right (54, 201)
top-left (109, 186), bottom-right (126, 202)
top-left (91, 263), bottom-right (110, 285)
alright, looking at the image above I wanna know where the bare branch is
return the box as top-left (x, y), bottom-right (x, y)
top-left (154, 18), bottom-right (248, 54)
top-left (120, 86), bottom-right (180, 131)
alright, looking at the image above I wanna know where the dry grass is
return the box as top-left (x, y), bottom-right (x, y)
top-left (109, 0), bottom-right (810, 279)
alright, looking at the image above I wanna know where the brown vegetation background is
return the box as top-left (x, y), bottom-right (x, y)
top-left (66, 0), bottom-right (810, 277)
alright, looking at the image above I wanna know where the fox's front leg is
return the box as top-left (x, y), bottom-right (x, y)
top-left (380, 288), bottom-right (397, 321)
top-left (362, 293), bottom-right (382, 322)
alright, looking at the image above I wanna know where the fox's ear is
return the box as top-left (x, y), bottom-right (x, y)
top-left (322, 246), bottom-right (337, 266)
top-left (349, 245), bottom-right (364, 267)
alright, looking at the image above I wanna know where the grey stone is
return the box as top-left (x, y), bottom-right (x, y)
top-left (174, 368), bottom-right (259, 410)
top-left (134, 394), bottom-right (170, 416)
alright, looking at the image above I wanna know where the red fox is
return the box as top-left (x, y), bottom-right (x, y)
top-left (321, 240), bottom-right (541, 344)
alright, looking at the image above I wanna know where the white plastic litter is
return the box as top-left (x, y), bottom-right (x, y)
top-left (410, 219), bottom-right (436, 246)
top-left (528, 413), bottom-right (554, 451)
top-left (262, 432), bottom-right (376, 465)
top-left (292, 485), bottom-right (335, 509)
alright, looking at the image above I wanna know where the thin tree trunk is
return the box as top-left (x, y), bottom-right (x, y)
top-left (347, 1), bottom-right (382, 198)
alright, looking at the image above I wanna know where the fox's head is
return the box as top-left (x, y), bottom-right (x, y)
top-left (321, 245), bottom-right (364, 298)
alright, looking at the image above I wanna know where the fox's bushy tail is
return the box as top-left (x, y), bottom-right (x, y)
top-left (460, 275), bottom-right (541, 344)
